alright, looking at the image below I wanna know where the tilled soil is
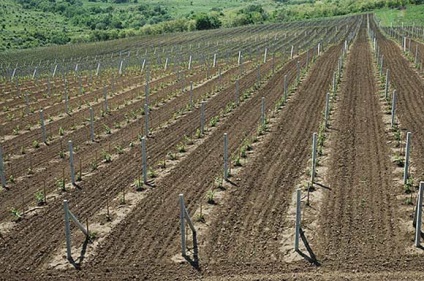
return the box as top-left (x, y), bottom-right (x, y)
top-left (316, 23), bottom-right (405, 268)
top-left (1, 16), bottom-right (423, 280)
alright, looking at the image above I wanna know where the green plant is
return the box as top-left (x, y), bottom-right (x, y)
top-left (115, 145), bottom-right (124, 154)
top-left (177, 142), bottom-right (186, 153)
top-left (10, 208), bottom-right (22, 221)
top-left (404, 177), bottom-right (414, 194)
top-left (35, 190), bottom-right (45, 206)
top-left (195, 128), bottom-right (202, 138)
top-left (88, 231), bottom-right (98, 241)
top-left (167, 151), bottom-right (177, 160)
top-left (56, 178), bottom-right (65, 191)
top-left (134, 178), bottom-right (144, 191)
top-left (206, 189), bottom-right (216, 204)
top-left (102, 151), bottom-right (112, 163)
top-left (32, 140), bottom-right (40, 149)
top-left (184, 135), bottom-right (194, 145)
top-left (158, 159), bottom-right (166, 169)
top-left (9, 175), bottom-right (15, 183)
top-left (59, 126), bottom-right (64, 136)
top-left (103, 124), bottom-right (111, 134)
top-left (148, 167), bottom-right (157, 178)
top-left (209, 116), bottom-right (219, 127)
top-left (393, 153), bottom-right (404, 167)
top-left (90, 160), bottom-right (98, 171)
top-left (20, 146), bottom-right (26, 155)
top-left (59, 150), bottom-right (65, 159)
top-left (214, 176), bottom-right (224, 189)
top-left (234, 155), bottom-right (242, 167)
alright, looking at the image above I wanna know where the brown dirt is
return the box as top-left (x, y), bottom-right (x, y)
top-left (316, 22), bottom-right (406, 268)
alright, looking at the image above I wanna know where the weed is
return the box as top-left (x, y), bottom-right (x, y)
top-left (59, 127), bottom-right (64, 136)
top-left (20, 146), bottom-right (26, 155)
top-left (9, 175), bottom-right (15, 183)
top-left (59, 150), bottom-right (65, 159)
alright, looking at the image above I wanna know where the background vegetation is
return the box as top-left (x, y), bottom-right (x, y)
top-left (1, 0), bottom-right (424, 52)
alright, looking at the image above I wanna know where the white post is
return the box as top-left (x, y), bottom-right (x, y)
top-left (311, 132), bottom-right (317, 184)
top-left (69, 140), bottom-right (75, 185)
top-left (145, 82), bottom-right (149, 105)
top-left (318, 43), bottom-right (321, 56)
top-left (11, 68), bottom-right (16, 81)
top-left (53, 64), bottom-right (58, 77)
top-left (213, 53), bottom-right (217, 68)
top-left (415, 182), bottom-right (424, 247)
top-left (235, 80), bottom-right (239, 105)
top-left (119, 60), bottom-right (124, 75)
top-left (0, 146), bottom-right (6, 188)
top-left (263, 48), bottom-right (268, 63)
top-left (290, 45), bottom-right (294, 59)
top-left (179, 194), bottom-right (186, 256)
top-left (164, 57), bottom-right (169, 70)
top-left (141, 136), bottom-right (147, 184)
top-left (144, 103), bottom-right (149, 136)
top-left (63, 200), bottom-right (72, 260)
top-left (190, 81), bottom-right (193, 109)
top-left (261, 97), bottom-right (265, 126)
top-left (200, 102), bottom-right (205, 135)
top-left (296, 61), bottom-right (300, 83)
top-left (238, 51), bottom-right (242, 66)
top-left (404, 132), bottom-right (412, 184)
top-left (385, 69), bottom-right (390, 100)
top-left (294, 189), bottom-right (301, 251)
top-left (40, 109), bottom-right (46, 143)
top-left (324, 93), bottom-right (330, 128)
top-left (25, 92), bottom-right (30, 115)
top-left (188, 55), bottom-right (192, 70)
top-left (75, 64), bottom-right (78, 73)
top-left (65, 88), bottom-right (69, 115)
top-left (103, 86), bottom-right (108, 112)
top-left (32, 67), bottom-right (37, 79)
top-left (284, 74), bottom-right (288, 101)
top-left (333, 72), bottom-right (337, 94)
top-left (224, 133), bottom-right (228, 180)
top-left (96, 62), bottom-right (100, 76)
top-left (403, 37), bottom-right (407, 52)
top-left (391, 90), bottom-right (397, 128)
top-left (90, 107), bottom-right (94, 142)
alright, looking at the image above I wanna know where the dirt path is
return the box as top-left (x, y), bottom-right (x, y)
top-left (316, 23), bottom-right (403, 267)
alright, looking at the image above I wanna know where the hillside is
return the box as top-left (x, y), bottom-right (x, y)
top-left (0, 0), bottom-right (422, 52)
